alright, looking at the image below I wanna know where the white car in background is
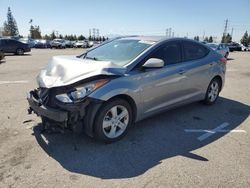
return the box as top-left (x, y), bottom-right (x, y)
top-left (206, 43), bottom-right (229, 58)
top-left (240, 44), bottom-right (250, 51)
top-left (73, 40), bottom-right (87, 48)
top-left (50, 39), bottom-right (66, 49)
top-left (247, 45), bottom-right (250, 51)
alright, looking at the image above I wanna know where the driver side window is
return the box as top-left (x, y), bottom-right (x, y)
top-left (149, 42), bottom-right (182, 65)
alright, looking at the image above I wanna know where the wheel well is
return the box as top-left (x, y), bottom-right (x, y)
top-left (107, 94), bottom-right (137, 123)
top-left (213, 75), bottom-right (222, 91)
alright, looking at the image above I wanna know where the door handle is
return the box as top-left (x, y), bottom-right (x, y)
top-left (178, 69), bottom-right (186, 74)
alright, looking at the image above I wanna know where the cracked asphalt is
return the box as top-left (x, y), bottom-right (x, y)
top-left (0, 49), bottom-right (249, 188)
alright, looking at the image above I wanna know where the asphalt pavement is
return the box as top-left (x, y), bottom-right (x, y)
top-left (0, 49), bottom-right (249, 188)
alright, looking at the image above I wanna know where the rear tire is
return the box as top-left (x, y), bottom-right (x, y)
top-left (203, 78), bottom-right (221, 105)
top-left (93, 99), bottom-right (132, 143)
top-left (225, 52), bottom-right (229, 59)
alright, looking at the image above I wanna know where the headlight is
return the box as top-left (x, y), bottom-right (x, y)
top-left (55, 79), bottom-right (108, 103)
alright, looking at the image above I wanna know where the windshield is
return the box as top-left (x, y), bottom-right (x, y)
top-left (84, 39), bottom-right (154, 66)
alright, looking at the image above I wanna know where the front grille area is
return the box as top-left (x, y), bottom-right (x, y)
top-left (38, 88), bottom-right (49, 105)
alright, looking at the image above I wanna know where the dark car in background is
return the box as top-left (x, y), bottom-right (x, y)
top-left (0, 38), bottom-right (31, 55)
top-left (0, 49), bottom-right (4, 61)
top-left (227, 42), bottom-right (242, 52)
top-left (19, 38), bottom-right (36, 48)
top-left (65, 40), bottom-right (74, 48)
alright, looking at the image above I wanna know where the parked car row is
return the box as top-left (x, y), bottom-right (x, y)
top-left (18, 38), bottom-right (95, 49)
top-left (205, 42), bottom-right (250, 59)
top-left (206, 43), bottom-right (229, 58)
top-left (226, 42), bottom-right (250, 52)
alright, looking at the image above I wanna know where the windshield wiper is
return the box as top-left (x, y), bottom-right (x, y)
top-left (85, 56), bottom-right (99, 61)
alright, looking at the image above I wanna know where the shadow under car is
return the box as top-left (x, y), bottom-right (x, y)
top-left (32, 97), bottom-right (249, 179)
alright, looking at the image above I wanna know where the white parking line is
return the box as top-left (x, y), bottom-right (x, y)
top-left (184, 122), bottom-right (246, 141)
top-left (185, 129), bottom-right (246, 133)
top-left (0, 80), bottom-right (29, 85)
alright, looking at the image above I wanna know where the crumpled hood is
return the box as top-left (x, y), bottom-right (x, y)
top-left (37, 55), bottom-right (126, 88)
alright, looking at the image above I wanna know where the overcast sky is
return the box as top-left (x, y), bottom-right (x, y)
top-left (0, 0), bottom-right (249, 42)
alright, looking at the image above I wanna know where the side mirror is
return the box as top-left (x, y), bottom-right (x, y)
top-left (142, 58), bottom-right (164, 68)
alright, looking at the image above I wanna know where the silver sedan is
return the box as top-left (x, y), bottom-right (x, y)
top-left (27, 37), bottom-right (226, 143)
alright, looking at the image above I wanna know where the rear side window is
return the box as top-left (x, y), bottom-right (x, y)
top-left (149, 42), bottom-right (182, 65)
top-left (183, 42), bottom-right (209, 61)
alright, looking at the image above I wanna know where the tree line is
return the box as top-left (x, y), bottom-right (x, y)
top-left (194, 34), bottom-right (233, 43)
top-left (1, 7), bottom-right (108, 42)
top-left (42, 32), bottom-right (108, 41)
top-left (194, 36), bottom-right (214, 43)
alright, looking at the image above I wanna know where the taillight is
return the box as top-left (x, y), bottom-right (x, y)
top-left (220, 57), bottom-right (227, 64)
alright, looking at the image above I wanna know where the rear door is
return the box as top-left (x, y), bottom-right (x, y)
top-left (180, 41), bottom-right (212, 98)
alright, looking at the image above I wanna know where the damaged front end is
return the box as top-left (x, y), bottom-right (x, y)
top-left (27, 80), bottom-right (106, 136)
top-left (27, 55), bottom-right (125, 135)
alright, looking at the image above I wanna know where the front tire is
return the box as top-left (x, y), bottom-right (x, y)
top-left (203, 78), bottom-right (221, 105)
top-left (16, 48), bottom-right (24, 55)
top-left (94, 99), bottom-right (132, 143)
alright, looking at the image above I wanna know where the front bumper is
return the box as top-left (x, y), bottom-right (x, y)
top-left (27, 89), bottom-right (103, 136)
top-left (27, 91), bottom-right (68, 122)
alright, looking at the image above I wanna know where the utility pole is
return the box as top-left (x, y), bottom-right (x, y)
top-left (55, 30), bottom-right (59, 38)
top-left (96, 29), bottom-right (99, 38)
top-left (223, 19), bottom-right (228, 36)
top-left (169, 28), bottom-right (172, 38)
top-left (89, 29), bottom-right (91, 38)
top-left (93, 28), bottom-right (96, 39)
top-left (222, 19), bottom-right (229, 43)
top-left (166, 28), bottom-right (169, 37)
top-left (231, 27), bottom-right (234, 38)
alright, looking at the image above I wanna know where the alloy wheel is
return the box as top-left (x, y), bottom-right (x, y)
top-left (102, 105), bottom-right (129, 139)
top-left (208, 81), bottom-right (219, 102)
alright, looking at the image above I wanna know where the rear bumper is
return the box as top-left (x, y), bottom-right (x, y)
top-left (27, 92), bottom-right (68, 122)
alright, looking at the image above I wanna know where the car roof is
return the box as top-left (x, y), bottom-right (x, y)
top-left (0, 38), bottom-right (18, 41)
top-left (116, 36), bottom-right (202, 44)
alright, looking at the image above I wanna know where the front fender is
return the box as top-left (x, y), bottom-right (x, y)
top-left (89, 77), bottom-right (143, 121)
